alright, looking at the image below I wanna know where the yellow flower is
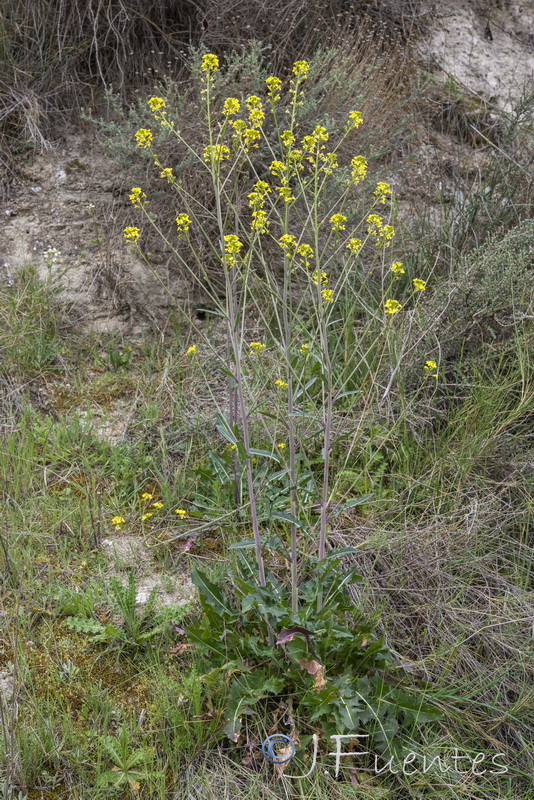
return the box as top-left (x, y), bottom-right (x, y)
top-left (160, 167), bottom-right (174, 181)
top-left (129, 187), bottom-right (147, 206)
top-left (266, 75), bottom-right (282, 101)
top-left (246, 97), bottom-right (265, 128)
top-left (148, 97), bottom-right (166, 111)
top-left (277, 443), bottom-right (286, 451)
top-left (322, 289), bottom-right (334, 303)
top-left (350, 155), bottom-right (368, 184)
top-left (279, 234), bottom-right (297, 254)
top-left (224, 235), bottom-right (243, 254)
top-left (251, 210), bottom-right (269, 233)
top-left (281, 130), bottom-right (295, 147)
top-left (248, 180), bottom-right (270, 227)
top-left (347, 111), bottom-right (363, 129)
top-left (152, 502), bottom-right (164, 509)
top-left (141, 492), bottom-right (153, 500)
top-left (299, 343), bottom-right (310, 355)
top-left (141, 513), bottom-right (153, 521)
top-left (384, 299), bottom-right (402, 315)
top-left (187, 345), bottom-right (197, 356)
top-left (346, 238), bottom-right (363, 255)
top-left (390, 262), bottom-right (405, 275)
top-left (374, 182), bottom-right (392, 204)
top-left (297, 243), bottom-right (314, 264)
top-left (424, 360), bottom-right (437, 373)
top-left (277, 185), bottom-right (295, 203)
top-left (226, 443), bottom-right (237, 452)
top-left (112, 516), bottom-right (125, 525)
top-left (135, 128), bottom-right (154, 148)
top-left (176, 213), bottom-right (191, 234)
top-left (275, 379), bottom-right (288, 389)
top-left (175, 509), bottom-right (187, 519)
top-left (367, 216), bottom-right (394, 247)
top-left (269, 160), bottom-right (286, 177)
top-left (321, 152), bottom-right (338, 175)
top-left (293, 60), bottom-right (310, 78)
top-left (413, 279), bottom-right (426, 291)
top-left (330, 213), bottom-right (347, 231)
top-left (201, 53), bottom-right (219, 73)
top-left (222, 97), bottom-right (240, 116)
top-left (379, 225), bottom-right (395, 247)
top-left (249, 341), bottom-right (266, 354)
top-left (243, 128), bottom-right (261, 148)
top-left (123, 227), bottom-right (140, 243)
top-left (312, 270), bottom-right (328, 286)
top-left (367, 214), bottom-right (383, 233)
top-left (203, 144), bottom-right (230, 165)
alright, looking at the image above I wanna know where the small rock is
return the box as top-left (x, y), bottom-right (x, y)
top-left (0, 673), bottom-right (14, 705)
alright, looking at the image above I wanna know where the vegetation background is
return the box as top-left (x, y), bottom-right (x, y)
top-left (0, 1), bottom-right (532, 799)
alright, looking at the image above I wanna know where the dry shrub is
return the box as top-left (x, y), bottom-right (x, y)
top-left (0, 0), bottom-right (418, 196)
top-left (335, 501), bottom-right (533, 775)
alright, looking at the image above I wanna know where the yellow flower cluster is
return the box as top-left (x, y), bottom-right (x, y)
top-left (141, 492), bottom-right (153, 500)
top-left (222, 234), bottom-right (243, 268)
top-left (351, 155), bottom-right (368, 185)
top-left (413, 279), bottom-right (426, 291)
top-left (281, 130), bottom-right (295, 148)
top-left (129, 187), bottom-right (147, 206)
top-left (160, 167), bottom-right (174, 182)
top-left (424, 359), bottom-right (437, 376)
top-left (249, 341), bottom-right (266, 354)
top-left (123, 227), bottom-right (140, 243)
top-left (347, 111), bottom-right (364, 129)
top-left (230, 119), bottom-right (261, 151)
top-left (148, 96), bottom-right (166, 111)
top-left (152, 502), bottom-right (164, 509)
top-left (203, 144), bottom-right (230, 165)
top-left (313, 269), bottom-right (328, 286)
top-left (299, 343), bottom-right (311, 355)
top-left (270, 160), bottom-right (285, 177)
top-left (246, 95), bottom-right (265, 128)
top-left (279, 234), bottom-right (298, 256)
top-left (374, 182), bottom-right (392, 204)
top-left (248, 180), bottom-right (270, 234)
top-left (187, 345), bottom-right (197, 356)
top-left (277, 442), bottom-right (286, 451)
top-left (384, 299), bottom-right (402, 315)
top-left (269, 159), bottom-right (295, 203)
top-left (112, 515), bottom-right (125, 530)
top-left (201, 54), bottom-right (219, 73)
top-left (135, 128), bottom-right (154, 148)
top-left (275, 379), bottom-right (288, 389)
top-left (330, 213), bottom-right (347, 231)
top-left (175, 509), bottom-right (187, 519)
top-left (224, 235), bottom-right (243, 254)
top-left (302, 126), bottom-right (328, 158)
top-left (297, 243), bottom-right (314, 265)
top-left (222, 97), bottom-right (240, 116)
top-left (293, 60), bottom-right (310, 78)
top-left (141, 513), bottom-right (153, 521)
top-left (312, 268), bottom-right (334, 303)
top-left (346, 238), bottom-right (363, 255)
top-left (266, 75), bottom-right (282, 102)
top-left (366, 214), bottom-right (395, 247)
top-left (176, 213), bottom-right (191, 235)
top-left (391, 261), bottom-right (405, 275)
